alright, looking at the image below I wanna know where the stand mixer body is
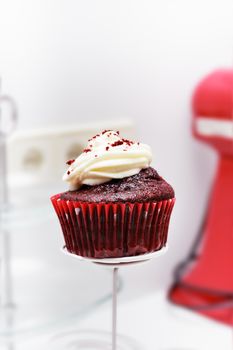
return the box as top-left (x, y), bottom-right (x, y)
top-left (169, 69), bottom-right (233, 325)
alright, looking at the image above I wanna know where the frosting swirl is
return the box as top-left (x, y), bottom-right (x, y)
top-left (63, 130), bottom-right (152, 190)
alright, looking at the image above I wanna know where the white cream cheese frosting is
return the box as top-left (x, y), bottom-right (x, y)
top-left (63, 130), bottom-right (152, 190)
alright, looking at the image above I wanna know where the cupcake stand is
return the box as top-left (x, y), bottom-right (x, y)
top-left (52, 247), bottom-right (168, 350)
top-left (0, 89), bottom-right (42, 343)
top-left (0, 89), bottom-right (18, 343)
top-left (0, 90), bottom-right (112, 349)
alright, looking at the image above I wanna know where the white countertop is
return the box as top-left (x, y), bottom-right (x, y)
top-left (2, 288), bottom-right (231, 350)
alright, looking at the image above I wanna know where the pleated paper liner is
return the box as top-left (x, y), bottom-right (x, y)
top-left (51, 194), bottom-right (175, 259)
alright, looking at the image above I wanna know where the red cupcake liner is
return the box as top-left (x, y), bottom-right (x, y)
top-left (51, 194), bottom-right (175, 258)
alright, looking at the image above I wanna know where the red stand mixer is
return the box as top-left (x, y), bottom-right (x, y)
top-left (169, 69), bottom-right (233, 325)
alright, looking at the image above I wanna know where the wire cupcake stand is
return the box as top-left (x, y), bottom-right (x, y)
top-left (56, 246), bottom-right (168, 350)
top-left (0, 87), bottom-right (18, 339)
top-left (0, 86), bottom-right (103, 343)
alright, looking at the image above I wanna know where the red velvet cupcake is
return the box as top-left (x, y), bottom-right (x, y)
top-left (51, 130), bottom-right (175, 258)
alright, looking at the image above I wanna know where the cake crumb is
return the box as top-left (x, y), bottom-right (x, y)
top-left (66, 159), bottom-right (75, 165)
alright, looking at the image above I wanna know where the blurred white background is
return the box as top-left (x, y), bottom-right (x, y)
top-left (0, 0), bottom-right (233, 291)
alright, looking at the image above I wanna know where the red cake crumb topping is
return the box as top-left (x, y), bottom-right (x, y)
top-left (66, 159), bottom-right (75, 166)
top-left (84, 131), bottom-right (139, 155)
top-left (111, 140), bottom-right (124, 147)
top-left (102, 130), bottom-right (111, 134)
top-left (122, 138), bottom-right (134, 146)
top-left (88, 134), bottom-right (100, 142)
top-left (67, 170), bottom-right (70, 175)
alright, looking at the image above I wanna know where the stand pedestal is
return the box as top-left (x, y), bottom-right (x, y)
top-left (55, 247), bottom-right (168, 350)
